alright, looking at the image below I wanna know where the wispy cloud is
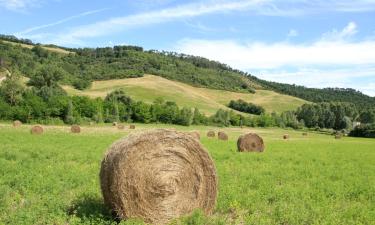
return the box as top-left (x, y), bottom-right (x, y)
top-left (48, 0), bottom-right (268, 44)
top-left (16, 8), bottom-right (109, 35)
top-left (0, 0), bottom-right (41, 11)
top-left (21, 0), bottom-right (375, 45)
top-left (322, 21), bottom-right (358, 41)
top-left (174, 22), bottom-right (375, 96)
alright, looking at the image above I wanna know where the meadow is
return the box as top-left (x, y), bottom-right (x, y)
top-left (0, 123), bottom-right (374, 225)
top-left (62, 75), bottom-right (307, 115)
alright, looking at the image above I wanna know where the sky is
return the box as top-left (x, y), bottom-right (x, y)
top-left (0, 0), bottom-right (375, 96)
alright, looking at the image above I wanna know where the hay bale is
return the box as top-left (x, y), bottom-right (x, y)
top-left (112, 122), bottom-right (118, 127)
top-left (189, 131), bottom-right (200, 140)
top-left (237, 133), bottom-right (265, 152)
top-left (283, 134), bottom-right (289, 140)
top-left (207, 130), bottom-right (215, 138)
top-left (99, 129), bottom-right (217, 225)
top-left (302, 132), bottom-right (308, 136)
top-left (30, 125), bottom-right (43, 135)
top-left (335, 134), bottom-right (342, 139)
top-left (71, 125), bottom-right (81, 133)
top-left (117, 124), bottom-right (125, 130)
top-left (218, 131), bottom-right (228, 141)
top-left (129, 124), bottom-right (135, 129)
top-left (13, 120), bottom-right (22, 127)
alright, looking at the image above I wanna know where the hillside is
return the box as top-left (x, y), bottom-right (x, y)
top-left (62, 75), bottom-right (307, 115)
top-left (1, 35), bottom-right (374, 112)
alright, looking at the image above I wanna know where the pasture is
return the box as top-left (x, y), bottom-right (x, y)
top-left (0, 123), bottom-right (374, 224)
top-left (62, 75), bottom-right (308, 115)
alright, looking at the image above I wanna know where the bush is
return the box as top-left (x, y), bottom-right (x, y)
top-left (349, 124), bottom-right (375, 138)
top-left (228, 99), bottom-right (265, 115)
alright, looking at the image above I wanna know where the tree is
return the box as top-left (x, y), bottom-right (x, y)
top-left (0, 68), bottom-right (24, 106)
top-left (65, 100), bottom-right (75, 124)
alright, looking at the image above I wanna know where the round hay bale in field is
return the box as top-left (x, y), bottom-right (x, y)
top-left (218, 131), bottom-right (228, 141)
top-left (112, 122), bottom-right (118, 126)
top-left (71, 125), bottom-right (81, 133)
top-left (99, 129), bottom-right (217, 225)
top-left (30, 125), bottom-right (43, 135)
top-left (283, 134), bottom-right (290, 140)
top-left (129, 124), bottom-right (135, 129)
top-left (207, 130), bottom-right (215, 138)
top-left (189, 131), bottom-right (200, 140)
top-left (335, 134), bottom-right (342, 139)
top-left (117, 124), bottom-right (125, 130)
top-left (237, 133), bottom-right (265, 152)
top-left (302, 132), bottom-right (308, 136)
top-left (13, 120), bottom-right (22, 127)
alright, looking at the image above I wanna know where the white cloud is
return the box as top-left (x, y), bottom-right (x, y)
top-left (22, 0), bottom-right (375, 44)
top-left (322, 21), bottom-right (358, 41)
top-left (48, 0), bottom-right (269, 44)
top-left (175, 38), bottom-right (375, 70)
top-left (0, 0), bottom-right (41, 11)
top-left (174, 22), bottom-right (375, 96)
top-left (287, 29), bottom-right (298, 38)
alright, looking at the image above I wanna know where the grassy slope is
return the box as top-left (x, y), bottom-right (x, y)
top-left (63, 75), bottom-right (308, 115)
top-left (0, 124), bottom-right (374, 224)
top-left (1, 40), bottom-right (72, 54)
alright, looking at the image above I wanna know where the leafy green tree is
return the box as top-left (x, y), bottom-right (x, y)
top-left (0, 68), bottom-right (24, 105)
top-left (65, 99), bottom-right (75, 124)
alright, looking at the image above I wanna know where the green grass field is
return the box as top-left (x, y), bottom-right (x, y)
top-left (63, 75), bottom-right (308, 115)
top-left (0, 123), bottom-right (374, 225)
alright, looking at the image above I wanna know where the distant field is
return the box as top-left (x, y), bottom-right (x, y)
top-left (1, 40), bottom-right (72, 54)
top-left (0, 123), bottom-right (374, 224)
top-left (63, 75), bottom-right (308, 115)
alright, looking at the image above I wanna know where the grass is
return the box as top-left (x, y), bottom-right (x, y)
top-left (63, 75), bottom-right (308, 115)
top-left (1, 40), bottom-right (72, 55)
top-left (0, 123), bottom-right (374, 224)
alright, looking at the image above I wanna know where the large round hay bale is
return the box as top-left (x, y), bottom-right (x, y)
top-left (117, 124), bottom-right (125, 130)
top-left (283, 134), bottom-right (289, 140)
top-left (218, 131), bottom-right (228, 141)
top-left (99, 129), bottom-right (217, 224)
top-left (71, 125), bottom-right (81, 133)
top-left (302, 132), bottom-right (308, 136)
top-left (237, 133), bottom-right (265, 152)
top-left (13, 120), bottom-right (22, 127)
top-left (30, 125), bottom-right (43, 135)
top-left (207, 130), bottom-right (215, 138)
top-left (112, 122), bottom-right (118, 127)
top-left (189, 131), bottom-right (200, 140)
top-left (129, 124), bottom-right (135, 129)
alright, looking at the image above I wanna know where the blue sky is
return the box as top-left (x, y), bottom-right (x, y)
top-left (1, 0), bottom-right (375, 96)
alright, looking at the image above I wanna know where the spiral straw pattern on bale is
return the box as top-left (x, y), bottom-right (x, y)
top-left (99, 129), bottom-right (217, 224)
top-left (218, 131), bottom-right (228, 141)
top-left (207, 131), bottom-right (215, 137)
top-left (237, 133), bottom-right (265, 152)
top-left (71, 125), bottom-right (81, 133)
top-left (13, 120), bottom-right (22, 127)
top-left (30, 125), bottom-right (43, 135)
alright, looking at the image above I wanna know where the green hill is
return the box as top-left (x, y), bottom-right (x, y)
top-left (62, 74), bottom-right (307, 115)
top-left (1, 34), bottom-right (374, 113)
